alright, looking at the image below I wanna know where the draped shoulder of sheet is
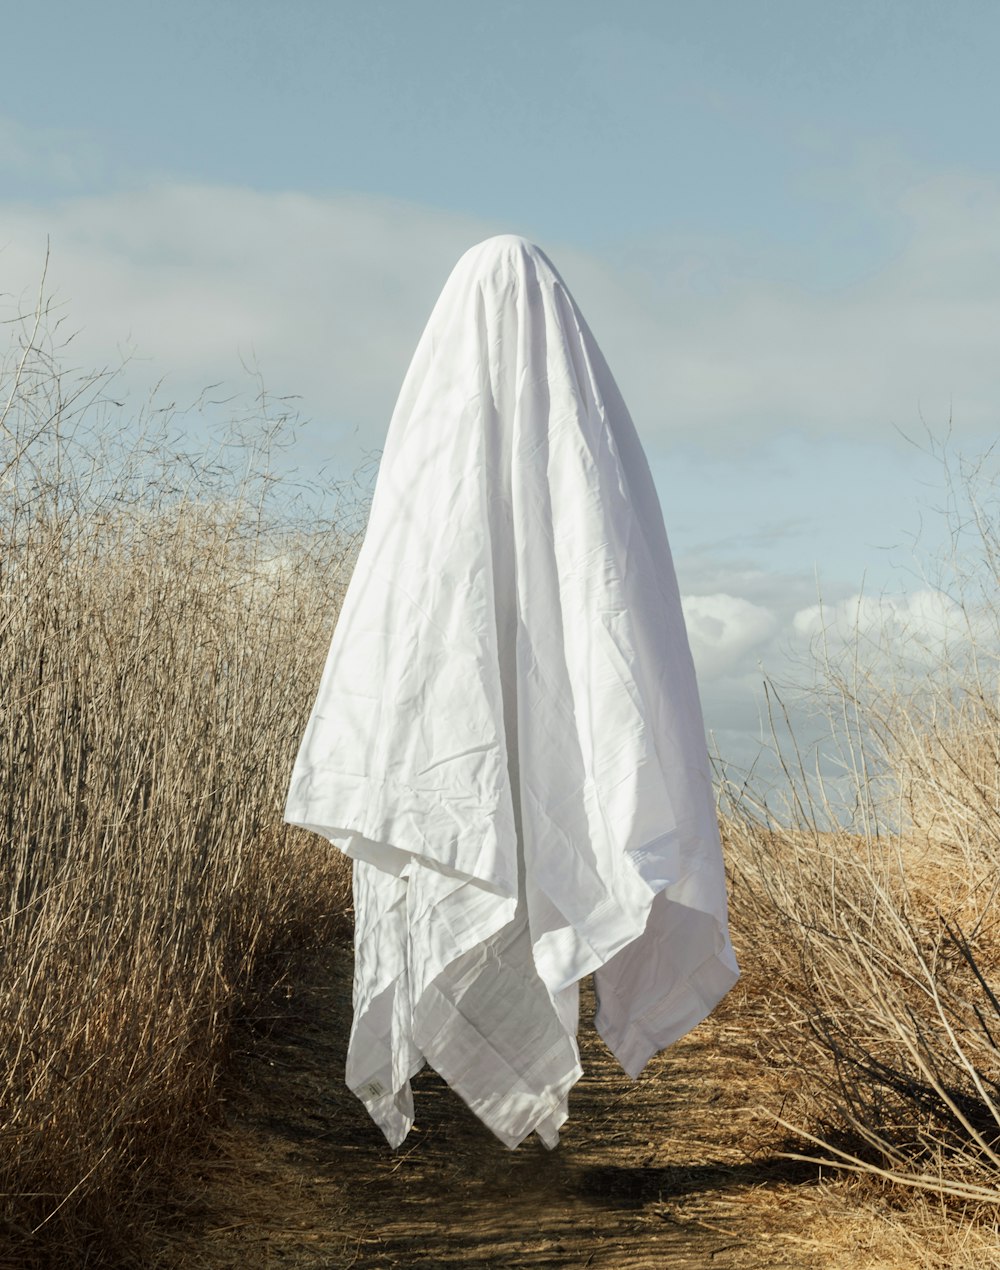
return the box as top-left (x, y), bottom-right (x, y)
top-left (285, 234), bottom-right (739, 1149)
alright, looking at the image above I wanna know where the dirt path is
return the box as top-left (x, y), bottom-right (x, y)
top-left (151, 939), bottom-right (874, 1269)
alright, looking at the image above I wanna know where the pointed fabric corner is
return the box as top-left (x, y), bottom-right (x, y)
top-left (284, 234), bottom-right (739, 1149)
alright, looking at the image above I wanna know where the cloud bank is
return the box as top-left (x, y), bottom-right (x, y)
top-left (1, 167), bottom-right (998, 472)
top-left (3, 161), bottom-right (996, 765)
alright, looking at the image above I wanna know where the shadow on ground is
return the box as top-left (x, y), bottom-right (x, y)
top-left (152, 939), bottom-right (829, 1270)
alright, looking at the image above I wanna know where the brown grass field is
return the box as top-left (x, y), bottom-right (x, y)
top-left (3, 298), bottom-right (1000, 1267)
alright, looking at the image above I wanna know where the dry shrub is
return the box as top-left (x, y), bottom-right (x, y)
top-left (0, 282), bottom-right (361, 1264)
top-left (893, 698), bottom-right (1000, 865)
top-left (720, 438), bottom-right (1000, 1234)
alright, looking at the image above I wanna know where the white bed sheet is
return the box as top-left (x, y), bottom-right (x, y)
top-left (285, 235), bottom-right (739, 1148)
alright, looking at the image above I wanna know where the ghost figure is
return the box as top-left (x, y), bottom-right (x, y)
top-left (285, 235), bottom-right (739, 1148)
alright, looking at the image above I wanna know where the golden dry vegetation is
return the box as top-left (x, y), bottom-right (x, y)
top-left (3, 293), bottom-right (1000, 1267)
top-left (0, 294), bottom-right (357, 1266)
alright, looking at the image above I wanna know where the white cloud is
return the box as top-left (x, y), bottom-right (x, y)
top-left (791, 587), bottom-right (991, 665)
top-left (563, 170), bottom-right (1000, 451)
top-left (1, 166), bottom-right (998, 483)
top-left (678, 579), bottom-right (1000, 772)
top-left (2, 165), bottom-right (997, 768)
top-left (0, 185), bottom-right (502, 470)
top-left (681, 593), bottom-right (778, 681)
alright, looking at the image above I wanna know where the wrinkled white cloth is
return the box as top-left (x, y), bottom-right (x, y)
top-left (285, 235), bottom-right (739, 1149)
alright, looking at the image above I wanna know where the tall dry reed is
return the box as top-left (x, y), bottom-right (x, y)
top-left (0, 281), bottom-right (361, 1265)
top-left (720, 438), bottom-right (1000, 1229)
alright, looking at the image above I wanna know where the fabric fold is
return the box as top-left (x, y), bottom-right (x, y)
top-left (285, 233), bottom-right (739, 1149)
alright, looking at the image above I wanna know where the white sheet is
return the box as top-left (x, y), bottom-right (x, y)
top-left (285, 235), bottom-right (739, 1148)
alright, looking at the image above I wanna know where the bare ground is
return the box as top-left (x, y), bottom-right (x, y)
top-left (149, 938), bottom-right (911, 1270)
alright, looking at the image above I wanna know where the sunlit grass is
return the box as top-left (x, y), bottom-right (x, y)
top-left (720, 439), bottom-right (1000, 1261)
top-left (0, 284), bottom-right (359, 1265)
top-left (5, 269), bottom-right (1000, 1267)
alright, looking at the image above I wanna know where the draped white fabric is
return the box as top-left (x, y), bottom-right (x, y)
top-left (285, 235), bottom-right (739, 1149)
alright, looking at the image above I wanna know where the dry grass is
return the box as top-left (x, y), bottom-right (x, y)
top-left (6, 268), bottom-right (1000, 1268)
top-left (149, 911), bottom-right (1000, 1269)
top-left (717, 440), bottom-right (1000, 1257)
top-left (0, 284), bottom-right (358, 1265)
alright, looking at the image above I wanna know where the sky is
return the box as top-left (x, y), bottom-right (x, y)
top-left (2, 0), bottom-right (998, 769)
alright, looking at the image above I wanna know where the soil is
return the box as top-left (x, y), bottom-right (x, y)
top-left (150, 938), bottom-right (880, 1270)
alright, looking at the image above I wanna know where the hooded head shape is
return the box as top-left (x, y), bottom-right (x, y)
top-left (286, 235), bottom-right (738, 1148)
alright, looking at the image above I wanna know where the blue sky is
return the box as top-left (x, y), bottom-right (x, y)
top-left (3, 0), bottom-right (998, 763)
